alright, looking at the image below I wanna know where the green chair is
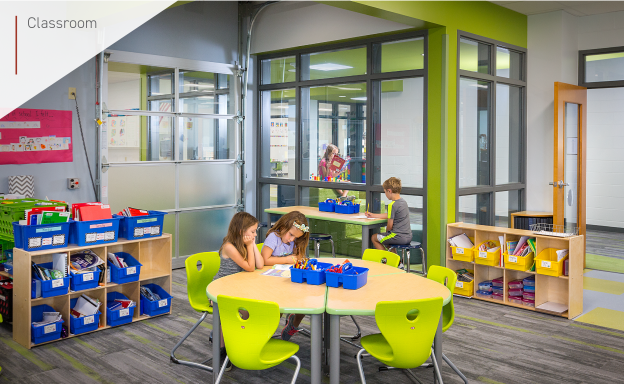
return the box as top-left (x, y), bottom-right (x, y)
top-left (257, 243), bottom-right (263, 253)
top-left (214, 295), bottom-right (301, 384)
top-left (422, 265), bottom-right (468, 383)
top-left (356, 298), bottom-right (444, 384)
top-left (341, 249), bottom-right (401, 347)
top-left (362, 249), bottom-right (400, 268)
top-left (170, 252), bottom-right (221, 372)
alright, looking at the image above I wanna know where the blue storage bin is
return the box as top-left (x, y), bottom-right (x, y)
top-left (290, 262), bottom-right (333, 285)
top-left (523, 285), bottom-right (535, 292)
top-left (114, 211), bottom-right (166, 240)
top-left (12, 221), bottom-right (70, 251)
top-left (318, 199), bottom-right (336, 212)
top-left (326, 266), bottom-right (369, 290)
top-left (69, 298), bottom-right (101, 335)
top-left (3, 262), bottom-right (12, 276)
top-left (108, 252), bottom-right (142, 284)
top-left (523, 276), bottom-right (536, 287)
top-left (69, 217), bottom-right (120, 246)
top-left (31, 304), bottom-right (64, 344)
top-left (335, 201), bottom-right (360, 214)
top-left (70, 269), bottom-right (101, 291)
top-left (33, 262), bottom-right (70, 298)
top-left (31, 279), bottom-right (41, 299)
top-left (106, 292), bottom-right (135, 327)
top-left (140, 284), bottom-right (172, 317)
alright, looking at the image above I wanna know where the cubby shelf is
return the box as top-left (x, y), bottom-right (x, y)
top-left (447, 223), bottom-right (583, 319)
top-left (13, 234), bottom-right (172, 349)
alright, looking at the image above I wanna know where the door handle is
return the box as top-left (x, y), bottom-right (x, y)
top-left (558, 181), bottom-right (569, 188)
top-left (549, 181), bottom-right (557, 187)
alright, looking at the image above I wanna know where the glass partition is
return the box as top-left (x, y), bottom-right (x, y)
top-left (460, 38), bottom-right (491, 74)
top-left (261, 56), bottom-right (297, 85)
top-left (260, 89), bottom-right (296, 179)
top-left (108, 164), bottom-right (176, 212)
top-left (302, 83), bottom-right (367, 184)
top-left (496, 84), bottom-right (522, 184)
top-left (178, 162), bottom-right (237, 208)
top-left (373, 37), bottom-right (425, 73)
top-left (179, 209), bottom-right (236, 255)
top-left (302, 47), bottom-right (366, 81)
top-left (585, 51), bottom-right (624, 83)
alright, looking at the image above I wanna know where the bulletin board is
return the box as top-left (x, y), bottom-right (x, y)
top-left (0, 108), bottom-right (73, 165)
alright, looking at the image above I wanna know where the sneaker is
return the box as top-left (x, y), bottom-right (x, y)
top-left (398, 262), bottom-right (404, 270)
top-left (220, 347), bottom-right (233, 372)
top-left (281, 314), bottom-right (300, 341)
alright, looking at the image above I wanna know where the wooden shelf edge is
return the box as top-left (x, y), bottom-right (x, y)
top-left (0, 271), bottom-right (12, 278)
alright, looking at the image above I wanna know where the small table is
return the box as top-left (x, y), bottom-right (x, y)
top-left (207, 266), bottom-right (326, 384)
top-left (325, 269), bottom-right (452, 384)
top-left (264, 206), bottom-right (387, 255)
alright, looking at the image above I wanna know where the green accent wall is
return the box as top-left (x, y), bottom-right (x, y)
top-left (325, 1), bottom-right (527, 267)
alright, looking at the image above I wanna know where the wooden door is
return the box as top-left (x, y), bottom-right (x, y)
top-left (553, 82), bottom-right (587, 261)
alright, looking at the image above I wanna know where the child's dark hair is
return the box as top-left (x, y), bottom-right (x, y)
top-left (266, 211), bottom-right (310, 259)
top-left (383, 177), bottom-right (402, 194)
top-left (220, 212), bottom-right (259, 261)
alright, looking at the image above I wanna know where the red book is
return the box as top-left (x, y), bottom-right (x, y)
top-left (328, 155), bottom-right (345, 174)
top-left (78, 205), bottom-right (112, 221)
top-left (26, 206), bottom-right (66, 224)
top-left (72, 202), bottom-right (102, 221)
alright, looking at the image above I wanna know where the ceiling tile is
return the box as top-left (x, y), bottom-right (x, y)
top-left (505, 0), bottom-right (565, 15)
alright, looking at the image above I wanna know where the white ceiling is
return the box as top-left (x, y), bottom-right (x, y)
top-left (492, 1), bottom-right (624, 16)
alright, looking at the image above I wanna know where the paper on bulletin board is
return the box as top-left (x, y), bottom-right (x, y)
top-left (0, 108), bottom-right (73, 165)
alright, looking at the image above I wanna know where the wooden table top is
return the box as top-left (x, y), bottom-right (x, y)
top-left (207, 266), bottom-right (327, 314)
top-left (265, 206), bottom-right (387, 225)
top-left (325, 273), bottom-right (451, 315)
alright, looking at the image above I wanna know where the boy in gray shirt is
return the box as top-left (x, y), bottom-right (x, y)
top-left (365, 177), bottom-right (412, 250)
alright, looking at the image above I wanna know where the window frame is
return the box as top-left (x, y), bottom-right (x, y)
top-left (578, 46), bottom-right (624, 89)
top-left (256, 30), bottom-right (428, 252)
top-left (456, 31), bottom-right (528, 226)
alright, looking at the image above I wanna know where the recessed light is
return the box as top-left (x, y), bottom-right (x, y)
top-left (351, 97), bottom-right (367, 101)
top-left (339, 96), bottom-right (346, 98)
top-left (310, 63), bottom-right (353, 71)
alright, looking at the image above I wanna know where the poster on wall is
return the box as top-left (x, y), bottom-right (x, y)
top-left (0, 108), bottom-right (73, 165)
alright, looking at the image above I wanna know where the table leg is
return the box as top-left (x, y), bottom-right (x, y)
top-left (311, 314), bottom-right (322, 384)
top-left (361, 225), bottom-right (371, 255)
top-left (330, 315), bottom-right (341, 384)
top-left (433, 311), bottom-right (443, 384)
top-left (323, 313), bottom-right (330, 375)
top-left (212, 303), bottom-right (221, 384)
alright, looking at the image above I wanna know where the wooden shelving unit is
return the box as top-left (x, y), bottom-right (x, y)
top-left (510, 211), bottom-right (553, 229)
top-left (446, 223), bottom-right (583, 319)
top-left (12, 234), bottom-right (172, 349)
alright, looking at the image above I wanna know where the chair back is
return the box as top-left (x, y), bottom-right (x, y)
top-left (375, 297), bottom-right (443, 369)
top-left (427, 265), bottom-right (457, 332)
top-left (257, 243), bottom-right (264, 253)
top-left (362, 249), bottom-right (400, 268)
top-left (185, 252), bottom-right (220, 312)
top-left (217, 295), bottom-right (280, 370)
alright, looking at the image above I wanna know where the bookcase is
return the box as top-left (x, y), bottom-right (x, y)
top-left (446, 223), bottom-right (583, 319)
top-left (12, 234), bottom-right (172, 349)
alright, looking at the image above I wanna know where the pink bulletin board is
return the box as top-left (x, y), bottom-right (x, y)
top-left (0, 108), bottom-right (73, 165)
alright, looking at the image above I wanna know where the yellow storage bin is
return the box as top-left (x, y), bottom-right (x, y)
top-left (451, 237), bottom-right (475, 262)
top-left (454, 279), bottom-right (474, 297)
top-left (535, 248), bottom-right (568, 277)
top-left (505, 252), bottom-right (535, 272)
top-left (474, 240), bottom-right (501, 266)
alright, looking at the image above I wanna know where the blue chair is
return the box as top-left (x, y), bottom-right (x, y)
top-left (392, 241), bottom-right (426, 276)
top-left (308, 233), bottom-right (335, 258)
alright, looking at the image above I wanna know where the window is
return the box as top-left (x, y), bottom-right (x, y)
top-left (579, 46), bottom-right (624, 88)
top-left (457, 32), bottom-right (526, 226)
top-left (257, 31), bottom-right (427, 257)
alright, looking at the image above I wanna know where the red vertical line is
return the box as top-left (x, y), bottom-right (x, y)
top-left (15, 16), bottom-right (17, 75)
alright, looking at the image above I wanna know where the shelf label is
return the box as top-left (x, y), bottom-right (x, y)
top-left (44, 324), bottom-right (56, 334)
top-left (508, 255), bottom-right (518, 263)
top-left (85, 233), bottom-right (97, 243)
top-left (96, 233), bottom-right (105, 241)
top-left (52, 234), bottom-right (65, 245)
top-left (541, 260), bottom-right (551, 268)
top-left (36, 226), bottom-right (61, 233)
top-left (104, 231), bottom-right (115, 240)
top-left (479, 251), bottom-right (487, 258)
top-left (90, 222), bottom-right (112, 229)
top-left (83, 273), bottom-right (94, 282)
top-left (456, 248), bottom-right (464, 255)
top-left (120, 308), bottom-right (130, 317)
top-left (143, 227), bottom-right (151, 235)
top-left (455, 281), bottom-right (464, 288)
top-left (126, 266), bottom-right (136, 275)
top-left (28, 237), bottom-right (42, 248)
top-left (151, 226), bottom-right (160, 235)
top-left (84, 315), bottom-right (94, 325)
top-left (158, 299), bottom-right (168, 308)
top-left (133, 227), bottom-right (144, 237)
top-left (51, 279), bottom-right (64, 288)
top-left (137, 217), bottom-right (157, 224)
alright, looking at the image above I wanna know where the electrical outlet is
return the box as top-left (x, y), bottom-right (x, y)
top-left (69, 87), bottom-right (76, 99)
top-left (68, 178), bottom-right (80, 189)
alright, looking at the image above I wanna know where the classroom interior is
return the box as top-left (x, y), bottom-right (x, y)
top-left (2, 1), bottom-right (624, 383)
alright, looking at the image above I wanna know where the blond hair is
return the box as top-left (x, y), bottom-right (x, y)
top-left (383, 177), bottom-right (402, 194)
top-left (266, 211), bottom-right (310, 259)
top-left (220, 212), bottom-right (259, 261)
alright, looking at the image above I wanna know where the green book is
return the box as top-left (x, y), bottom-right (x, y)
top-left (40, 211), bottom-right (70, 225)
top-left (527, 238), bottom-right (537, 255)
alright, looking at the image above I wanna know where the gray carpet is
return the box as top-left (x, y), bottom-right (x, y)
top-left (587, 228), bottom-right (624, 260)
top-left (2, 269), bottom-right (624, 383)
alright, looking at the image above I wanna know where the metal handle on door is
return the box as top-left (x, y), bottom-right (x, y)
top-left (549, 181), bottom-right (557, 186)
top-left (558, 181), bottom-right (569, 188)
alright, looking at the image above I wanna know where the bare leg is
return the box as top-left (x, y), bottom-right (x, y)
top-left (293, 314), bottom-right (305, 327)
top-left (371, 233), bottom-right (385, 250)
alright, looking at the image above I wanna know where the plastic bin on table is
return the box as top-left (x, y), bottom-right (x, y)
top-left (290, 262), bottom-right (333, 285)
top-left (326, 266), bottom-right (369, 290)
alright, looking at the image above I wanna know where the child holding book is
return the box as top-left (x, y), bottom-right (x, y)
top-left (212, 211), bottom-right (263, 371)
top-left (318, 144), bottom-right (348, 197)
top-left (366, 177), bottom-right (412, 261)
top-left (261, 211), bottom-right (310, 340)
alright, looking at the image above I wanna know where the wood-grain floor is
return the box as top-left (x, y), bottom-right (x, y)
top-left (1, 269), bottom-right (624, 383)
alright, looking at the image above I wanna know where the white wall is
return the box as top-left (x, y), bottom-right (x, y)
top-left (527, 10), bottom-right (624, 229)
